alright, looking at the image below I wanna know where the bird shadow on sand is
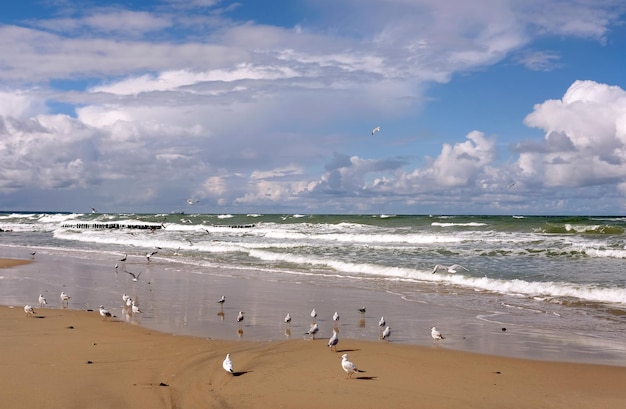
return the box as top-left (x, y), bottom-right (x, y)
top-left (355, 376), bottom-right (377, 381)
top-left (232, 370), bottom-right (251, 377)
top-left (335, 348), bottom-right (359, 353)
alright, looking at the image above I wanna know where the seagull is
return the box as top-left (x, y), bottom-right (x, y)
top-left (99, 305), bottom-right (112, 318)
top-left (126, 270), bottom-right (142, 282)
top-left (306, 323), bottom-right (319, 339)
top-left (328, 329), bottom-right (339, 351)
top-left (432, 264), bottom-right (468, 274)
top-left (310, 308), bottom-right (317, 321)
top-left (333, 311), bottom-right (340, 321)
top-left (217, 296), bottom-right (226, 305)
top-left (358, 306), bottom-right (366, 314)
top-left (38, 294), bottom-right (47, 307)
top-left (30, 251), bottom-right (36, 259)
top-left (378, 316), bottom-right (386, 328)
top-left (236, 311), bottom-right (245, 323)
top-left (91, 207), bottom-right (98, 213)
top-left (24, 305), bottom-right (36, 316)
top-left (146, 251), bottom-right (157, 262)
top-left (122, 293), bottom-right (130, 303)
top-left (60, 291), bottom-right (71, 306)
top-left (222, 354), bottom-right (234, 374)
top-left (125, 297), bottom-right (133, 307)
top-left (119, 254), bottom-right (127, 262)
top-left (341, 354), bottom-right (358, 379)
top-left (131, 300), bottom-right (142, 314)
top-left (382, 326), bottom-right (391, 341)
top-left (431, 326), bottom-right (445, 342)
top-left (284, 313), bottom-right (291, 325)
top-left (371, 126), bottom-right (381, 135)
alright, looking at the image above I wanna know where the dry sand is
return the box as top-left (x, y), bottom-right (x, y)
top-left (3, 258), bottom-right (626, 408)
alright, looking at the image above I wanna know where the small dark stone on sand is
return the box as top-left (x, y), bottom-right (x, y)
top-left (159, 382), bottom-right (169, 387)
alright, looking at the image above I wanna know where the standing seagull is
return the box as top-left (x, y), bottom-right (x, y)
top-left (306, 323), bottom-right (319, 339)
top-left (382, 326), bottom-right (391, 342)
top-left (131, 300), bottom-right (142, 314)
top-left (431, 326), bottom-right (445, 342)
top-left (222, 354), bottom-right (234, 374)
top-left (217, 295), bottom-right (226, 305)
top-left (236, 311), bottom-right (245, 326)
top-left (332, 311), bottom-right (340, 322)
top-left (38, 294), bottom-right (47, 308)
top-left (119, 254), bottom-right (127, 262)
top-left (371, 126), bottom-right (381, 135)
top-left (328, 329), bottom-right (339, 352)
top-left (358, 306), bottom-right (366, 315)
top-left (432, 264), bottom-right (468, 274)
top-left (310, 308), bottom-right (317, 322)
top-left (60, 291), bottom-right (71, 307)
top-left (99, 305), bottom-right (112, 319)
top-left (24, 305), bottom-right (36, 317)
top-left (284, 313), bottom-right (291, 325)
top-left (378, 316), bottom-right (386, 329)
top-left (341, 354), bottom-right (359, 379)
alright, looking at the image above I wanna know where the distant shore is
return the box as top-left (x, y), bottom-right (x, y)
top-left (2, 305), bottom-right (626, 409)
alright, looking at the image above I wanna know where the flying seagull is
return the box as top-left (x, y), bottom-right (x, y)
top-left (126, 270), bottom-right (142, 282)
top-left (371, 126), bottom-right (381, 135)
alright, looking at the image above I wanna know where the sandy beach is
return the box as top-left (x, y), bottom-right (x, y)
top-left (2, 258), bottom-right (626, 408)
top-left (2, 305), bottom-right (626, 409)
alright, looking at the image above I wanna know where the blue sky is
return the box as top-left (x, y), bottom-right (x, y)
top-left (1, 0), bottom-right (626, 215)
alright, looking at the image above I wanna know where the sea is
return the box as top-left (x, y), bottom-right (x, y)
top-left (1, 212), bottom-right (625, 364)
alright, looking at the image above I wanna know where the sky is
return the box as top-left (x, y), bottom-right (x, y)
top-left (1, 0), bottom-right (626, 215)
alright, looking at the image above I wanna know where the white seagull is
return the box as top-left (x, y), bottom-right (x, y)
top-left (99, 305), bottom-right (112, 318)
top-left (60, 291), bottom-right (71, 306)
top-left (310, 308), bottom-right (317, 320)
top-left (328, 329), bottom-right (339, 352)
top-left (371, 126), bottom-right (381, 135)
top-left (38, 294), bottom-right (47, 307)
top-left (24, 305), bottom-right (36, 316)
top-left (432, 264), bottom-right (468, 274)
top-left (431, 326), bottom-right (445, 342)
top-left (122, 293), bottom-right (130, 303)
top-left (341, 354), bottom-right (358, 379)
top-left (131, 300), bottom-right (142, 314)
top-left (222, 354), bottom-right (234, 374)
top-left (333, 311), bottom-right (340, 321)
top-left (358, 306), bottom-right (366, 314)
top-left (382, 326), bottom-right (391, 341)
top-left (306, 323), bottom-right (319, 339)
top-left (236, 311), bottom-right (245, 323)
top-left (378, 316), bottom-right (386, 328)
top-left (217, 295), bottom-right (226, 305)
top-left (284, 313), bottom-right (291, 325)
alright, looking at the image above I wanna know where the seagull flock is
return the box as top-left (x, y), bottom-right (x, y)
top-left (21, 254), bottom-right (458, 379)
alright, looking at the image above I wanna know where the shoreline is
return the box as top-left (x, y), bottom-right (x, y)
top-left (2, 252), bottom-right (626, 368)
top-left (2, 305), bottom-right (626, 408)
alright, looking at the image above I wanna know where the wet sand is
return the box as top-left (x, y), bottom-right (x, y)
top-left (3, 257), bottom-right (626, 408)
top-left (2, 305), bottom-right (626, 409)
